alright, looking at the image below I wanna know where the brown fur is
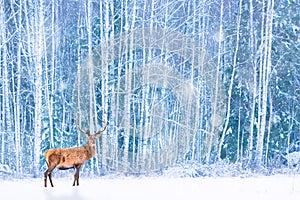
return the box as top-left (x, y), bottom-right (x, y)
top-left (44, 146), bottom-right (93, 169)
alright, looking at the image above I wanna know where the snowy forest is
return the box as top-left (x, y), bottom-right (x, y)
top-left (0, 0), bottom-right (299, 179)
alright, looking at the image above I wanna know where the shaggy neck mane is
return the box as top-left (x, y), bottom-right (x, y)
top-left (84, 143), bottom-right (95, 158)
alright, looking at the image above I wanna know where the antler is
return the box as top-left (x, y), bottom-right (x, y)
top-left (75, 117), bottom-right (90, 137)
top-left (95, 119), bottom-right (108, 138)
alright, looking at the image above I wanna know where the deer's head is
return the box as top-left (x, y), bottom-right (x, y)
top-left (76, 119), bottom-right (108, 148)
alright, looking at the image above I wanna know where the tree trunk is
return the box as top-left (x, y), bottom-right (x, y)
top-left (255, 0), bottom-right (274, 168)
top-left (248, 0), bottom-right (257, 166)
top-left (210, 0), bottom-right (223, 162)
top-left (33, 0), bottom-right (45, 177)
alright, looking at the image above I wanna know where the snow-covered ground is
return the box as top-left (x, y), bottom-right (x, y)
top-left (1, 175), bottom-right (300, 200)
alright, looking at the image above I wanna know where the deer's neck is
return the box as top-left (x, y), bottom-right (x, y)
top-left (84, 143), bottom-right (96, 159)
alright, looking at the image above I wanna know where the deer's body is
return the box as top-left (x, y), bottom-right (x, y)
top-left (44, 119), bottom-right (107, 187)
top-left (44, 146), bottom-right (94, 170)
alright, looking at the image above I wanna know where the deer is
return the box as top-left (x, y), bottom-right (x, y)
top-left (43, 119), bottom-right (108, 187)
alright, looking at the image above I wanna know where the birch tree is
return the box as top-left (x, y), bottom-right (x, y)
top-left (33, 0), bottom-right (45, 177)
top-left (0, 0), bottom-right (12, 167)
top-left (9, 0), bottom-right (23, 176)
top-left (42, 1), bottom-right (57, 149)
top-left (248, 0), bottom-right (257, 166)
top-left (255, 0), bottom-right (274, 168)
top-left (218, 0), bottom-right (243, 161)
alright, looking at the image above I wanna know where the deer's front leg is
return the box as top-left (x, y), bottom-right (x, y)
top-left (72, 164), bottom-right (82, 186)
top-left (44, 168), bottom-right (54, 187)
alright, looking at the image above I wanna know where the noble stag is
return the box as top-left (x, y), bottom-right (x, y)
top-left (44, 119), bottom-right (108, 187)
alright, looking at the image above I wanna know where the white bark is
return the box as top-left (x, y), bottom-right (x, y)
top-left (218, 0), bottom-right (243, 161)
top-left (208, 0), bottom-right (223, 162)
top-left (33, 0), bottom-right (45, 177)
top-left (76, 8), bottom-right (82, 147)
top-left (122, 0), bottom-right (134, 172)
top-left (6, 0), bottom-right (22, 176)
top-left (99, 0), bottom-right (111, 172)
top-left (0, 0), bottom-right (11, 165)
top-left (13, 1), bottom-right (23, 176)
top-left (45, 1), bottom-right (57, 148)
top-left (86, 0), bottom-right (96, 173)
top-left (248, 0), bottom-right (257, 165)
top-left (256, 0), bottom-right (274, 167)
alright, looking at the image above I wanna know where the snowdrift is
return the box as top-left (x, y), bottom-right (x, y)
top-left (1, 175), bottom-right (300, 200)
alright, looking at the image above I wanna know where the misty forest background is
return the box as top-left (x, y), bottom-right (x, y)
top-left (0, 0), bottom-right (299, 178)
